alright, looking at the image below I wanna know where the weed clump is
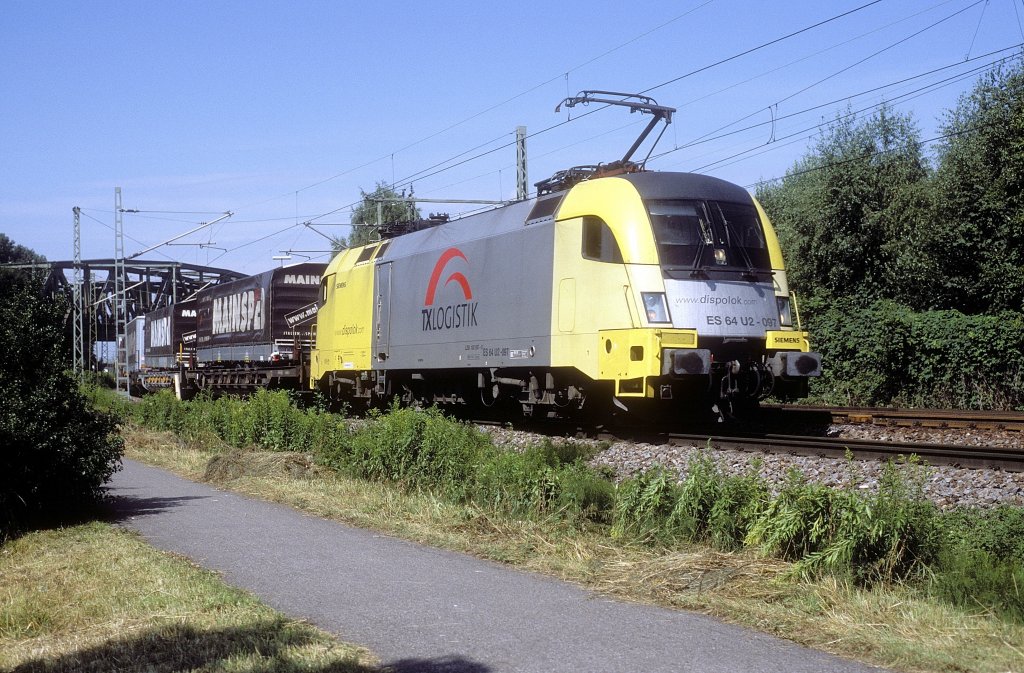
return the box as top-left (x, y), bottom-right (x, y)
top-left (343, 404), bottom-right (490, 500)
top-left (473, 440), bottom-right (614, 522)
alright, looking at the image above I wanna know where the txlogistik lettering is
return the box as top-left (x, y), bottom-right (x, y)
top-left (422, 302), bottom-right (478, 331)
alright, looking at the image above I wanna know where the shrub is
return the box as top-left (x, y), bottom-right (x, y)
top-left (929, 547), bottom-right (1024, 622)
top-left (611, 468), bottom-right (681, 542)
top-left (928, 505), bottom-right (1024, 621)
top-left (670, 454), bottom-right (769, 550)
top-left (804, 297), bottom-right (1024, 409)
top-left (472, 448), bottom-right (552, 516)
top-left (745, 461), bottom-right (939, 582)
top-left (0, 275), bottom-right (123, 540)
top-left (471, 442), bottom-right (614, 521)
top-left (547, 462), bottom-right (615, 523)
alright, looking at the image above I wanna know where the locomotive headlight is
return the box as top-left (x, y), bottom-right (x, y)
top-left (642, 292), bottom-right (671, 324)
top-left (777, 296), bottom-right (793, 327)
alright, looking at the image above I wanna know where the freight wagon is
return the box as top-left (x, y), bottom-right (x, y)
top-left (136, 299), bottom-right (198, 398)
top-left (190, 262), bottom-right (326, 394)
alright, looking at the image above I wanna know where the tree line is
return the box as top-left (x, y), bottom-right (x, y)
top-left (756, 59), bottom-right (1024, 409)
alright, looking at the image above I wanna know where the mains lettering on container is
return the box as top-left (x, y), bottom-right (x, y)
top-left (213, 288), bottom-right (264, 335)
top-left (149, 316), bottom-right (172, 348)
top-left (283, 274), bottom-right (320, 285)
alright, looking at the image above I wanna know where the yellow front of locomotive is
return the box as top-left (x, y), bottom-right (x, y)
top-left (549, 172), bottom-right (820, 409)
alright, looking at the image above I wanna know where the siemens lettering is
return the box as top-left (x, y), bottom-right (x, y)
top-left (422, 302), bottom-right (478, 331)
top-left (213, 289), bottom-right (264, 334)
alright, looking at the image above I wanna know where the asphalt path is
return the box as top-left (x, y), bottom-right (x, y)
top-left (106, 460), bottom-right (889, 673)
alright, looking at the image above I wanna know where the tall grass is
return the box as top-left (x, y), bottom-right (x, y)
top-left (119, 388), bottom-right (1024, 622)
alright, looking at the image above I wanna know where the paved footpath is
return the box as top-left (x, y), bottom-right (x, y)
top-left (107, 460), bottom-right (889, 673)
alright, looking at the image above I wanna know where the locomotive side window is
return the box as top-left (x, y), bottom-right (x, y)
top-left (581, 216), bottom-right (623, 263)
top-left (355, 245), bottom-right (377, 264)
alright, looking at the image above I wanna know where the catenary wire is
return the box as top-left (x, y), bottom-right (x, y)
top-left (282, 1), bottom-right (891, 226)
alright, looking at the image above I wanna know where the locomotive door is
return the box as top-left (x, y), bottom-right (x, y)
top-left (374, 262), bottom-right (392, 362)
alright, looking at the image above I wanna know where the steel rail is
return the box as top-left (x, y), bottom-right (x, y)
top-left (489, 419), bottom-right (1024, 473)
top-left (762, 405), bottom-right (1024, 432)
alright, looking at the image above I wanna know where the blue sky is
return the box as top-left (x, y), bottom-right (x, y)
top-left (2, 0), bottom-right (1022, 275)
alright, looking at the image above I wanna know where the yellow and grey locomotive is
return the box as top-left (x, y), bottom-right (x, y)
top-left (311, 93), bottom-right (820, 418)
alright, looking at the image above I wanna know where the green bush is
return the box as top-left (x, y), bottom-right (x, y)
top-left (612, 456), bottom-right (769, 549)
top-left (929, 547), bottom-right (1024, 621)
top-left (928, 505), bottom-right (1024, 621)
top-left (1, 274), bottom-right (123, 540)
top-left (804, 297), bottom-right (1024, 409)
top-left (940, 506), bottom-right (1024, 561)
top-left (611, 468), bottom-right (681, 542)
top-left (547, 462), bottom-right (615, 522)
top-left (471, 441), bottom-right (613, 521)
top-left (472, 447), bottom-right (551, 516)
top-left (670, 454), bottom-right (769, 550)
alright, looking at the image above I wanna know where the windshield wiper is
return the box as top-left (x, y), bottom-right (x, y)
top-left (713, 203), bottom-right (760, 280)
top-left (689, 204), bottom-right (714, 278)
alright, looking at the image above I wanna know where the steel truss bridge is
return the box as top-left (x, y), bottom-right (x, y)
top-left (6, 259), bottom-right (244, 369)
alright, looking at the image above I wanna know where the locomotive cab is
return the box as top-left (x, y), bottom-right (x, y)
top-left (552, 171), bottom-right (821, 411)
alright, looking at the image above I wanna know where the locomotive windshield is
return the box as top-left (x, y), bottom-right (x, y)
top-left (646, 199), bottom-right (770, 276)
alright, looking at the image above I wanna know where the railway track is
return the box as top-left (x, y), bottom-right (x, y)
top-left (615, 430), bottom-right (1024, 472)
top-left (500, 406), bottom-right (1024, 472)
top-left (763, 404), bottom-right (1024, 432)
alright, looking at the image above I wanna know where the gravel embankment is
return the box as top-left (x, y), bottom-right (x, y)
top-left (479, 423), bottom-right (1024, 509)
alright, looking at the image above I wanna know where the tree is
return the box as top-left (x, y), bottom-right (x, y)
top-left (0, 232), bottom-right (45, 264)
top-left (344, 182), bottom-right (421, 249)
top-left (927, 59), bottom-right (1024, 313)
top-left (0, 239), bottom-right (123, 540)
top-left (756, 106), bottom-right (929, 303)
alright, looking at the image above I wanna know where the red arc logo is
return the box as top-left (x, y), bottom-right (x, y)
top-left (424, 247), bottom-right (472, 305)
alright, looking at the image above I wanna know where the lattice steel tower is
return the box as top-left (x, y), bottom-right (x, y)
top-left (114, 187), bottom-right (128, 395)
top-left (72, 206), bottom-right (84, 378)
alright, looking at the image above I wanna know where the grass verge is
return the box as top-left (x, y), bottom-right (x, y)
top-left (0, 520), bottom-right (376, 672)
top-left (123, 425), bottom-right (1024, 673)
